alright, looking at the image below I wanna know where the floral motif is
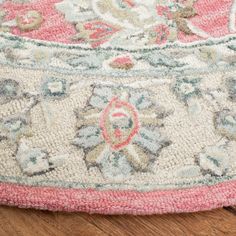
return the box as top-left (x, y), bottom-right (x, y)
top-left (196, 47), bottom-right (219, 64)
top-left (2, 34), bottom-right (236, 76)
top-left (73, 21), bottom-right (119, 47)
top-left (0, 8), bottom-right (43, 33)
top-left (73, 85), bottom-right (171, 179)
top-left (172, 77), bottom-right (201, 103)
top-left (226, 77), bottom-right (236, 102)
top-left (55, 0), bottom-right (198, 47)
top-left (16, 142), bottom-right (50, 176)
top-left (55, 0), bottom-right (119, 47)
top-left (109, 55), bottom-right (134, 70)
top-left (15, 142), bottom-right (67, 176)
top-left (41, 77), bottom-right (68, 99)
top-left (152, 24), bottom-right (170, 44)
top-left (0, 79), bottom-right (20, 104)
top-left (215, 110), bottom-right (236, 140)
top-left (156, 5), bottom-right (172, 20)
top-left (0, 115), bottom-right (29, 142)
top-left (197, 144), bottom-right (230, 176)
top-left (54, 50), bottom-right (108, 69)
top-left (55, 0), bottom-right (95, 23)
top-left (16, 10), bottom-right (43, 32)
top-left (99, 151), bottom-right (133, 180)
top-left (171, 4), bottom-right (197, 35)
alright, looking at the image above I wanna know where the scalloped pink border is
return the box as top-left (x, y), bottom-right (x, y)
top-left (1, 181), bottom-right (236, 214)
top-left (1, 0), bottom-right (233, 45)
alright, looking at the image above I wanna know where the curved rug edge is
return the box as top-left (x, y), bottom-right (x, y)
top-left (1, 181), bottom-right (236, 215)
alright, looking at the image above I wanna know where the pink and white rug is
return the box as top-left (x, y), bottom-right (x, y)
top-left (0, 0), bottom-right (236, 214)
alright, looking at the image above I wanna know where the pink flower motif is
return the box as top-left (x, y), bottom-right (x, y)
top-left (16, 10), bottom-right (43, 32)
top-left (1, 0), bottom-right (77, 43)
top-left (155, 24), bottom-right (170, 44)
top-left (99, 97), bottom-right (140, 150)
top-left (83, 21), bottom-right (119, 47)
top-left (156, 5), bottom-right (172, 20)
top-left (109, 55), bottom-right (134, 70)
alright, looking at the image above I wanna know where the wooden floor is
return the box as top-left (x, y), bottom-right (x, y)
top-left (0, 206), bottom-right (236, 236)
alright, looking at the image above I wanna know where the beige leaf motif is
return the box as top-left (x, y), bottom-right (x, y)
top-left (173, 7), bottom-right (197, 35)
top-left (175, 18), bottom-right (193, 35)
top-left (178, 7), bottom-right (196, 18)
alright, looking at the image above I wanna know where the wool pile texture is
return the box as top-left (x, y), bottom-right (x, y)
top-left (0, 0), bottom-right (236, 214)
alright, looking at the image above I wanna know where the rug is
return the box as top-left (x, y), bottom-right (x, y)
top-left (0, 0), bottom-right (236, 214)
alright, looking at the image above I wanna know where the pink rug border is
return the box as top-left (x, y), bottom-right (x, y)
top-left (1, 180), bottom-right (236, 214)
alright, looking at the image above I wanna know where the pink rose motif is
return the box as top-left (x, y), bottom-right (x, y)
top-left (155, 24), bottom-right (170, 44)
top-left (83, 21), bottom-right (119, 47)
top-left (156, 5), bottom-right (172, 20)
top-left (109, 55), bottom-right (134, 70)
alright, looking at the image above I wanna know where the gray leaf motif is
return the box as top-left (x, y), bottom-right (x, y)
top-left (133, 127), bottom-right (170, 155)
top-left (172, 77), bottom-right (202, 103)
top-left (16, 142), bottom-right (50, 176)
top-left (0, 114), bottom-right (29, 142)
top-left (100, 150), bottom-right (133, 181)
top-left (0, 79), bottom-right (21, 105)
top-left (138, 52), bottom-right (186, 68)
top-left (72, 125), bottom-right (104, 150)
top-left (16, 142), bottom-right (67, 176)
top-left (226, 77), bottom-right (236, 102)
top-left (55, 51), bottom-right (108, 69)
top-left (197, 145), bottom-right (230, 176)
top-left (215, 110), bottom-right (236, 140)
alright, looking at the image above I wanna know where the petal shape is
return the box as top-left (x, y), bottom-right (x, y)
top-left (75, 107), bottom-right (101, 128)
top-left (16, 142), bottom-right (50, 176)
top-left (93, 86), bottom-right (114, 101)
top-left (215, 110), bottom-right (236, 140)
top-left (85, 143), bottom-right (106, 166)
top-left (133, 127), bottom-right (170, 155)
top-left (123, 144), bottom-right (150, 171)
top-left (0, 79), bottom-right (20, 105)
top-left (41, 77), bottom-right (68, 99)
top-left (100, 150), bottom-right (132, 181)
top-left (73, 126), bottom-right (103, 149)
top-left (129, 89), bottom-right (153, 110)
top-left (89, 95), bottom-right (110, 109)
top-left (0, 114), bottom-right (29, 142)
top-left (197, 145), bottom-right (230, 176)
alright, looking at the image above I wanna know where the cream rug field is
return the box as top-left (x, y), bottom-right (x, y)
top-left (0, 0), bottom-right (236, 214)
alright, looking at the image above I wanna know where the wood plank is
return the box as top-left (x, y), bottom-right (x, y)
top-left (224, 206), bottom-right (236, 216)
top-left (98, 209), bottom-right (236, 236)
top-left (0, 206), bottom-right (236, 236)
top-left (0, 206), bottom-right (106, 236)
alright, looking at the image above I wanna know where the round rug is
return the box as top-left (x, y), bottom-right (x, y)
top-left (0, 0), bottom-right (236, 214)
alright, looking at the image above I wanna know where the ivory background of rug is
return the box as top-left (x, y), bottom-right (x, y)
top-left (0, 64), bottom-right (235, 191)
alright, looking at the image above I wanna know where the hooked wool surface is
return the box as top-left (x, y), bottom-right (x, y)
top-left (0, 0), bottom-right (236, 214)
